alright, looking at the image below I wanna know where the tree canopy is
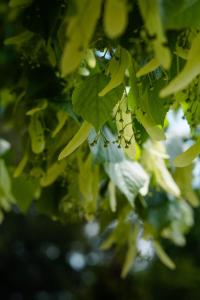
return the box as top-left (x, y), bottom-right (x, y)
top-left (0, 0), bottom-right (200, 277)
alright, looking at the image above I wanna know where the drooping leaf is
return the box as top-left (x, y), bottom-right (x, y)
top-left (180, 81), bottom-right (200, 129)
top-left (4, 31), bottom-right (34, 47)
top-left (143, 141), bottom-right (180, 197)
top-left (174, 165), bottom-right (199, 207)
top-left (26, 99), bottom-right (48, 116)
top-left (99, 47), bottom-right (131, 96)
top-left (174, 139), bottom-right (200, 167)
top-left (167, 201), bottom-right (194, 244)
top-left (121, 224), bottom-right (139, 278)
top-left (104, 0), bottom-right (129, 38)
top-left (136, 58), bottom-right (160, 77)
top-left (160, 34), bottom-right (200, 97)
top-left (13, 152), bottom-right (28, 178)
top-left (28, 114), bottom-right (45, 154)
top-left (61, 0), bottom-right (102, 76)
top-left (58, 121), bottom-right (92, 160)
top-left (153, 241), bottom-right (176, 270)
top-left (138, 0), bottom-right (171, 69)
top-left (108, 181), bottom-right (117, 212)
top-left (73, 74), bottom-right (124, 130)
top-left (128, 64), bottom-right (165, 141)
top-left (105, 160), bottom-right (150, 205)
top-left (51, 111), bottom-right (68, 138)
top-left (78, 154), bottom-right (99, 220)
top-left (40, 161), bottom-right (67, 187)
top-left (0, 159), bottom-right (14, 206)
top-left (85, 49), bottom-right (96, 68)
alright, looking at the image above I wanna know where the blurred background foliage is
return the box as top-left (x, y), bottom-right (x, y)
top-left (0, 206), bottom-right (200, 300)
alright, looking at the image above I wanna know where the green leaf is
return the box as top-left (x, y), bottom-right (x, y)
top-left (73, 74), bottom-right (124, 130)
top-left (51, 111), bottom-right (68, 138)
top-left (174, 165), bottom-right (199, 207)
top-left (40, 161), bottom-right (67, 187)
top-left (28, 114), bottom-right (45, 154)
top-left (105, 160), bottom-right (150, 205)
top-left (58, 121), bottom-right (92, 160)
top-left (121, 224), bottom-right (139, 278)
top-left (160, 34), bottom-right (200, 97)
top-left (160, 0), bottom-right (200, 29)
top-left (13, 152), bottom-right (28, 178)
top-left (143, 141), bottom-right (180, 197)
top-left (174, 139), bottom-right (200, 167)
top-left (0, 159), bottom-right (14, 206)
top-left (104, 0), bottom-right (129, 38)
top-left (138, 0), bottom-right (171, 69)
top-left (153, 241), bottom-right (176, 270)
top-left (136, 58), bottom-right (160, 77)
top-left (12, 175), bottom-right (40, 212)
top-left (85, 49), bottom-right (96, 68)
top-left (78, 154), bottom-right (99, 201)
top-left (4, 31), bottom-right (34, 47)
top-left (26, 99), bottom-right (48, 116)
top-left (108, 181), bottom-right (117, 212)
top-left (100, 231), bottom-right (116, 250)
top-left (78, 154), bottom-right (99, 220)
top-left (128, 65), bottom-right (166, 141)
top-left (99, 47), bottom-right (130, 96)
top-left (61, 0), bottom-right (102, 76)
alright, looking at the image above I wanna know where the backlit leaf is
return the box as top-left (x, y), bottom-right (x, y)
top-left (99, 47), bottom-right (131, 96)
top-left (143, 141), bottom-right (180, 197)
top-left (174, 165), bottom-right (199, 207)
top-left (28, 114), bottom-right (45, 154)
top-left (136, 58), bottom-right (160, 77)
top-left (138, 0), bottom-right (171, 69)
top-left (121, 224), bottom-right (139, 278)
top-left (13, 152), bottom-right (28, 178)
top-left (174, 139), bottom-right (200, 167)
top-left (40, 161), bottom-right (67, 187)
top-left (105, 160), bottom-right (150, 205)
top-left (51, 111), bottom-right (68, 138)
top-left (108, 181), bottom-right (117, 212)
top-left (0, 159), bottom-right (14, 206)
top-left (26, 99), bottom-right (48, 116)
top-left (78, 154), bottom-right (99, 220)
top-left (58, 121), bottom-right (92, 160)
top-left (104, 0), bottom-right (129, 38)
top-left (129, 64), bottom-right (165, 141)
top-left (160, 34), bottom-right (200, 97)
top-left (61, 0), bottom-right (102, 76)
top-left (153, 241), bottom-right (176, 270)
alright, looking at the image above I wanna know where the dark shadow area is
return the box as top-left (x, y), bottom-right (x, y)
top-left (0, 208), bottom-right (200, 300)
